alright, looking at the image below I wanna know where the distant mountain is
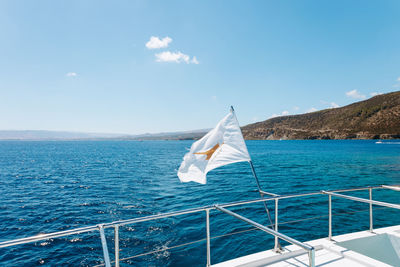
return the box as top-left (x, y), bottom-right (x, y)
top-left (117, 129), bottom-right (210, 141)
top-left (0, 129), bottom-right (210, 141)
top-left (242, 91), bottom-right (400, 140)
top-left (2, 91), bottom-right (399, 141)
top-left (0, 130), bottom-right (123, 140)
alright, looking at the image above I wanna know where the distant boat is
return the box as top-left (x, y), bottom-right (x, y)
top-left (376, 141), bottom-right (400, 145)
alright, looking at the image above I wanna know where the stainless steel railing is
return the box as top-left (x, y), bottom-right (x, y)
top-left (1, 184), bottom-right (399, 266)
top-left (215, 205), bottom-right (315, 267)
top-left (322, 188), bottom-right (400, 240)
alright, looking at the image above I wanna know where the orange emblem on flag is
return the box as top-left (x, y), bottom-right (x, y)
top-left (194, 143), bottom-right (222, 160)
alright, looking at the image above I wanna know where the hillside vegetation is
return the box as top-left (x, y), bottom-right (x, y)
top-left (241, 91), bottom-right (400, 140)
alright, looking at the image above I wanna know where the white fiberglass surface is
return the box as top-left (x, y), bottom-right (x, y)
top-left (337, 233), bottom-right (400, 266)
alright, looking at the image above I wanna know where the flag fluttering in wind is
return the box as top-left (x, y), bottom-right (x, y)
top-left (177, 107), bottom-right (250, 184)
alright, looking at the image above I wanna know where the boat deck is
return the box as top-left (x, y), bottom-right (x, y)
top-left (212, 225), bottom-right (400, 267)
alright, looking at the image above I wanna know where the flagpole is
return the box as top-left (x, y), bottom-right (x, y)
top-left (249, 160), bottom-right (282, 251)
top-left (230, 106), bottom-right (275, 225)
top-left (232, 106), bottom-right (281, 250)
top-left (248, 160), bottom-right (274, 225)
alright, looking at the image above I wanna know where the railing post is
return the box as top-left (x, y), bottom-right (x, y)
top-left (369, 188), bottom-right (373, 232)
top-left (98, 224), bottom-right (111, 267)
top-left (328, 195), bottom-right (332, 240)
top-left (114, 225), bottom-right (120, 267)
top-left (206, 209), bottom-right (211, 267)
top-left (308, 248), bottom-right (315, 267)
top-left (274, 198), bottom-right (279, 252)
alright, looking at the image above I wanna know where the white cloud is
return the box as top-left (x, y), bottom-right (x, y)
top-left (66, 72), bottom-right (77, 77)
top-left (320, 100), bottom-right (339, 108)
top-left (146, 36), bottom-right (199, 64)
top-left (370, 92), bottom-right (382, 97)
top-left (145, 36), bottom-right (172, 49)
top-left (251, 117), bottom-right (259, 122)
top-left (307, 107), bottom-right (318, 113)
top-left (293, 106), bottom-right (300, 111)
top-left (346, 89), bottom-right (366, 100)
top-left (155, 51), bottom-right (198, 64)
top-left (270, 110), bottom-right (290, 118)
top-left (191, 56), bottom-right (199, 64)
top-left (397, 77), bottom-right (400, 81)
top-left (330, 102), bottom-right (339, 108)
top-left (211, 95), bottom-right (217, 101)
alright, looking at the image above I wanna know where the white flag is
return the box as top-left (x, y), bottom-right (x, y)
top-left (177, 108), bottom-right (251, 184)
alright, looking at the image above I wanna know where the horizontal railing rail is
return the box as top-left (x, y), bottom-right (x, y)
top-left (215, 205), bottom-right (315, 267)
top-left (92, 206), bottom-right (391, 267)
top-left (382, 185), bottom-right (400, 191)
top-left (322, 191), bottom-right (400, 210)
top-left (322, 189), bottom-right (400, 240)
top-left (0, 205), bottom-right (214, 249)
top-left (1, 184), bottom-right (399, 266)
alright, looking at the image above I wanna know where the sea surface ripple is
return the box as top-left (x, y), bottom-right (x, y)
top-left (0, 140), bottom-right (399, 266)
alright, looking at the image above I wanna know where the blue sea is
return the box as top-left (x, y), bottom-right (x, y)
top-left (0, 140), bottom-right (399, 266)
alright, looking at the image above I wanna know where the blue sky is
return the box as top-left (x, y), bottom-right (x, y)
top-left (0, 0), bottom-right (399, 134)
